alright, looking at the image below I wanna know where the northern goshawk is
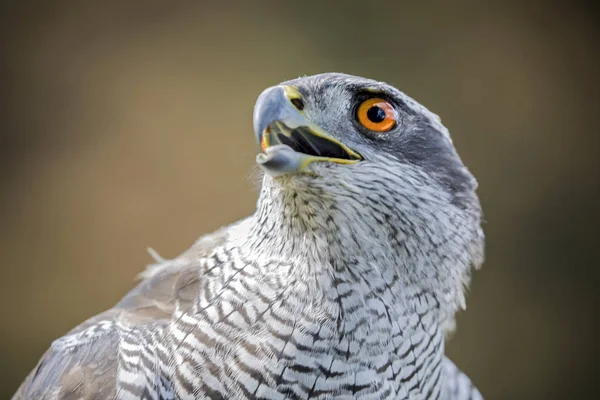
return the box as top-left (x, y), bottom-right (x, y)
top-left (14, 73), bottom-right (485, 399)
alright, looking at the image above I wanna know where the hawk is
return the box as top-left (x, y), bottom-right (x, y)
top-left (14, 73), bottom-right (485, 399)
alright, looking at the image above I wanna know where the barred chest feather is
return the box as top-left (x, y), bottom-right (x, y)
top-left (112, 240), bottom-right (447, 400)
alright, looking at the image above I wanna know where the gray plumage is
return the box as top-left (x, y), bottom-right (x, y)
top-left (14, 73), bottom-right (484, 400)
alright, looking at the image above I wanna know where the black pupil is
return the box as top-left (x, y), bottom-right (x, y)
top-left (367, 106), bottom-right (386, 123)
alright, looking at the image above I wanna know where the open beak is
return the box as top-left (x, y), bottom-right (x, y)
top-left (253, 85), bottom-right (362, 176)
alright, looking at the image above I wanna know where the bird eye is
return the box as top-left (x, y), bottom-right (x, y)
top-left (356, 98), bottom-right (397, 132)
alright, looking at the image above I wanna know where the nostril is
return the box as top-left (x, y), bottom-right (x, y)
top-left (290, 98), bottom-right (304, 111)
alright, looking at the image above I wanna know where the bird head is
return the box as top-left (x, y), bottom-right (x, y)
top-left (254, 73), bottom-right (477, 208)
top-left (252, 73), bottom-right (484, 324)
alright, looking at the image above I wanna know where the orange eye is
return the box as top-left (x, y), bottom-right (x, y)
top-left (356, 98), bottom-right (397, 132)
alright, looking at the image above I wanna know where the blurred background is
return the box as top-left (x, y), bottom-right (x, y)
top-left (1, 1), bottom-right (598, 398)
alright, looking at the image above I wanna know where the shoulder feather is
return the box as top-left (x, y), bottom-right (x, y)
top-left (13, 224), bottom-right (234, 399)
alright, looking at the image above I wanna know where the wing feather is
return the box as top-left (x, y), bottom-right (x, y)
top-left (13, 224), bottom-right (233, 399)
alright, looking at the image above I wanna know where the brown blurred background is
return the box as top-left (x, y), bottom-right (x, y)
top-left (1, 1), bottom-right (599, 399)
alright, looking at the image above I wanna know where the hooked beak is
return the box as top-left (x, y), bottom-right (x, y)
top-left (253, 85), bottom-right (362, 176)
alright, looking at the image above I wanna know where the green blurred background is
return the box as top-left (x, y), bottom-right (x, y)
top-left (1, 1), bottom-right (598, 399)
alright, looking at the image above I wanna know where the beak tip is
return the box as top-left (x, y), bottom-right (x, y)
top-left (253, 86), bottom-right (285, 143)
top-left (256, 144), bottom-right (305, 177)
top-left (253, 85), bottom-right (306, 147)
